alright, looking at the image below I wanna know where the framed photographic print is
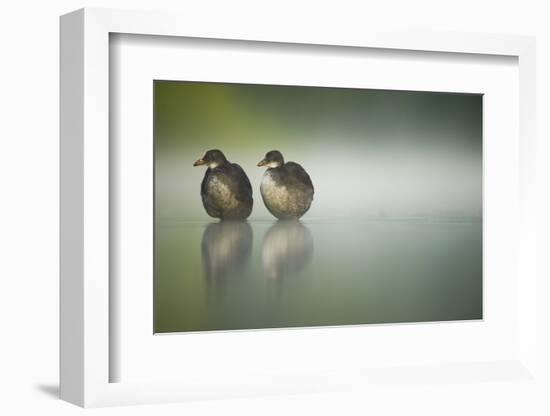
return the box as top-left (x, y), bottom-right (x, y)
top-left (60, 8), bottom-right (539, 408)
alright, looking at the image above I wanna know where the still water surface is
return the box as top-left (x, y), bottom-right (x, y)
top-left (154, 219), bottom-right (482, 333)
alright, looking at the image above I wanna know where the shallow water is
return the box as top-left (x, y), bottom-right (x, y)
top-left (154, 219), bottom-right (482, 333)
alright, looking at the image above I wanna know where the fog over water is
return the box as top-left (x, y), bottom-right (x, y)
top-left (155, 81), bottom-right (482, 221)
top-left (154, 81), bottom-right (482, 333)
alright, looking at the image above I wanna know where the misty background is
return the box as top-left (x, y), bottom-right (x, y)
top-left (154, 81), bottom-right (482, 333)
top-left (155, 81), bottom-right (482, 222)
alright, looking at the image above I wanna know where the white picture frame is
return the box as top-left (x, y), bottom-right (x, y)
top-left (60, 7), bottom-right (538, 407)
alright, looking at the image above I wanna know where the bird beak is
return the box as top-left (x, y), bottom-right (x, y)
top-left (257, 159), bottom-right (267, 167)
top-left (193, 159), bottom-right (205, 167)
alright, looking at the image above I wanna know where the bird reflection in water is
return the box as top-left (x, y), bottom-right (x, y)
top-left (201, 221), bottom-right (253, 301)
top-left (261, 220), bottom-right (314, 282)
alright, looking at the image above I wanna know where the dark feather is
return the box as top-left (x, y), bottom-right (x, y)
top-left (200, 161), bottom-right (253, 220)
top-left (260, 161), bottom-right (314, 219)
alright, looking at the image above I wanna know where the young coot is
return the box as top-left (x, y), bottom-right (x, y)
top-left (193, 149), bottom-right (253, 220)
top-left (257, 150), bottom-right (314, 220)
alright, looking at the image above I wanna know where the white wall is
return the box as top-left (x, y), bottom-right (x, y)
top-left (1, 1), bottom-right (548, 415)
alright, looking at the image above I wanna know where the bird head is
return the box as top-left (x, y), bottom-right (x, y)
top-left (257, 150), bottom-right (284, 168)
top-left (193, 149), bottom-right (227, 169)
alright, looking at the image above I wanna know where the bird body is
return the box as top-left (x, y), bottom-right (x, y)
top-left (194, 150), bottom-right (253, 220)
top-left (258, 151), bottom-right (314, 220)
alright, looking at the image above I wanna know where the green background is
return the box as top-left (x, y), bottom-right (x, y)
top-left (154, 80), bottom-right (482, 333)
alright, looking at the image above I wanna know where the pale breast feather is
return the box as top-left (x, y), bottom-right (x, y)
top-left (260, 171), bottom-right (289, 212)
top-left (206, 174), bottom-right (239, 210)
